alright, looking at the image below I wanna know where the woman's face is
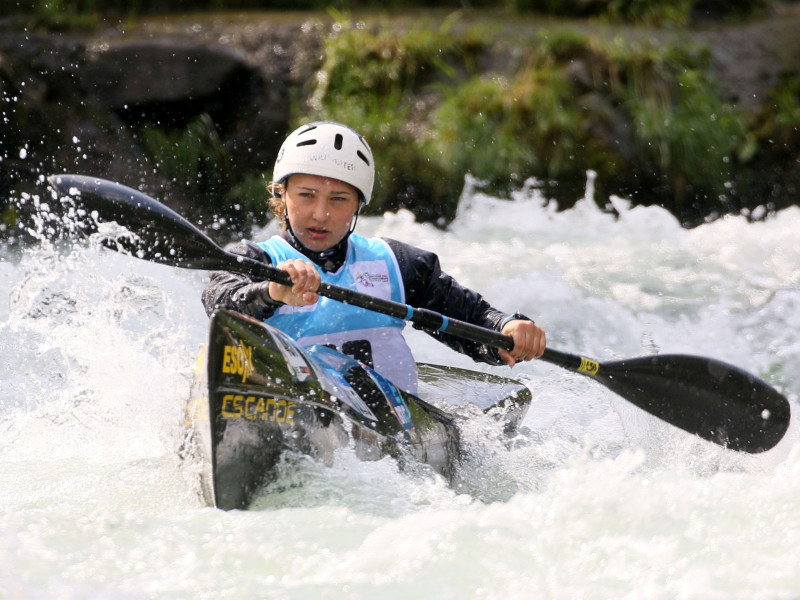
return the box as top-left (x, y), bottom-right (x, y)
top-left (283, 174), bottom-right (361, 251)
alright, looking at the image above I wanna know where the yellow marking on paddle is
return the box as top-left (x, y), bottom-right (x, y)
top-left (578, 357), bottom-right (600, 376)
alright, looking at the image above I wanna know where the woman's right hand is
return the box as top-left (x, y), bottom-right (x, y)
top-left (269, 258), bottom-right (321, 306)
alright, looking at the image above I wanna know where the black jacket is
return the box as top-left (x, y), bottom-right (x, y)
top-left (201, 235), bottom-right (510, 365)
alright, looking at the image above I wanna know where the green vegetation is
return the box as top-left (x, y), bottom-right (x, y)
top-left (10, 0), bottom-right (774, 27)
top-left (429, 64), bottom-right (584, 205)
top-left (606, 0), bottom-right (695, 26)
top-left (302, 11), bottom-right (485, 219)
top-left (119, 8), bottom-right (790, 227)
top-left (730, 72), bottom-right (800, 213)
top-left (139, 113), bottom-right (265, 230)
top-left (4, 1), bottom-right (796, 236)
top-left (20, 0), bottom-right (100, 28)
top-left (140, 113), bottom-right (229, 188)
top-left (601, 39), bottom-right (747, 215)
top-left (754, 73), bottom-right (800, 145)
top-left (0, 205), bottom-right (19, 234)
top-left (297, 18), bottom-right (752, 223)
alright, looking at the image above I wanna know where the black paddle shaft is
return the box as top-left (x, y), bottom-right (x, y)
top-left (45, 174), bottom-right (791, 453)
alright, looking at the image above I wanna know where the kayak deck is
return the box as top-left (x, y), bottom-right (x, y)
top-left (186, 308), bottom-right (532, 510)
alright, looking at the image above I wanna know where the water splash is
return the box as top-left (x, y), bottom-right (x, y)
top-left (1, 181), bottom-right (798, 597)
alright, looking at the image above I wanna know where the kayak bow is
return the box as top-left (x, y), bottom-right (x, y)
top-left (189, 308), bottom-right (531, 509)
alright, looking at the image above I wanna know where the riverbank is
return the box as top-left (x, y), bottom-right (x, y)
top-left (2, 5), bottom-right (799, 242)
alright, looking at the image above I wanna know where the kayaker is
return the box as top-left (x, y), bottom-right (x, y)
top-left (202, 121), bottom-right (546, 394)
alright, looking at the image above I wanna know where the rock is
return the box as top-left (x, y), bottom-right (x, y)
top-left (697, 4), bottom-right (800, 112)
top-left (82, 39), bottom-right (252, 112)
top-left (0, 22), bottom-right (301, 238)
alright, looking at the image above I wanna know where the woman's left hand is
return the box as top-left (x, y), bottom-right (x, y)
top-left (498, 319), bottom-right (546, 367)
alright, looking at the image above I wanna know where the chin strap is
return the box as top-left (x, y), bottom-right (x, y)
top-left (280, 201), bottom-right (363, 271)
top-left (349, 205), bottom-right (361, 234)
top-left (283, 215), bottom-right (350, 271)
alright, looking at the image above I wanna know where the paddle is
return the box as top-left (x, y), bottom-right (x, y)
top-left (44, 173), bottom-right (791, 454)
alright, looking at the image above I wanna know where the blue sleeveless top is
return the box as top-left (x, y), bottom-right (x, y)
top-left (257, 234), bottom-right (418, 394)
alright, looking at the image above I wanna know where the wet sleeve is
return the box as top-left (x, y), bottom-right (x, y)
top-left (201, 241), bottom-right (280, 320)
top-left (383, 238), bottom-right (508, 365)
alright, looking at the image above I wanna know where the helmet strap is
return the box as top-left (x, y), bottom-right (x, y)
top-left (348, 205), bottom-right (361, 234)
top-left (284, 211), bottom-right (352, 272)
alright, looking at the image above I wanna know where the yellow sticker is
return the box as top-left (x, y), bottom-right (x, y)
top-left (221, 342), bottom-right (254, 383)
top-left (184, 396), bottom-right (209, 426)
top-left (578, 357), bottom-right (600, 376)
top-left (221, 394), bottom-right (295, 424)
top-left (194, 345), bottom-right (207, 375)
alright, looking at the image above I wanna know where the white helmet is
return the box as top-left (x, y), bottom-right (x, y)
top-left (272, 121), bottom-right (375, 204)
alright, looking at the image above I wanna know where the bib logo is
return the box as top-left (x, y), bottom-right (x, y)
top-left (356, 272), bottom-right (389, 288)
top-left (222, 342), bottom-right (254, 383)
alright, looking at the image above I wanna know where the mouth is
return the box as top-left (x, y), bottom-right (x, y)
top-left (304, 227), bottom-right (330, 242)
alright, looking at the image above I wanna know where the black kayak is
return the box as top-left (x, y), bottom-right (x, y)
top-left (186, 308), bottom-right (532, 510)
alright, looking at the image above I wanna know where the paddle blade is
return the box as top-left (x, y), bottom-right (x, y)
top-left (595, 354), bottom-right (790, 453)
top-left (46, 174), bottom-right (230, 271)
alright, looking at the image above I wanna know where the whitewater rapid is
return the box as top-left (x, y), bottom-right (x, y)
top-left (1, 178), bottom-right (799, 598)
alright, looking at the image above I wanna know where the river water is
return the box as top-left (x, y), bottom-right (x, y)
top-left (1, 176), bottom-right (799, 598)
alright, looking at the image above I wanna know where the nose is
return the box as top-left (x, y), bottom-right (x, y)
top-left (310, 198), bottom-right (329, 221)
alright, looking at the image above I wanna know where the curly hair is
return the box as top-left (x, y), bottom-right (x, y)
top-left (267, 181), bottom-right (287, 230)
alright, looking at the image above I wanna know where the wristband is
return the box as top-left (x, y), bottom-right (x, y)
top-left (500, 312), bottom-right (533, 330)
